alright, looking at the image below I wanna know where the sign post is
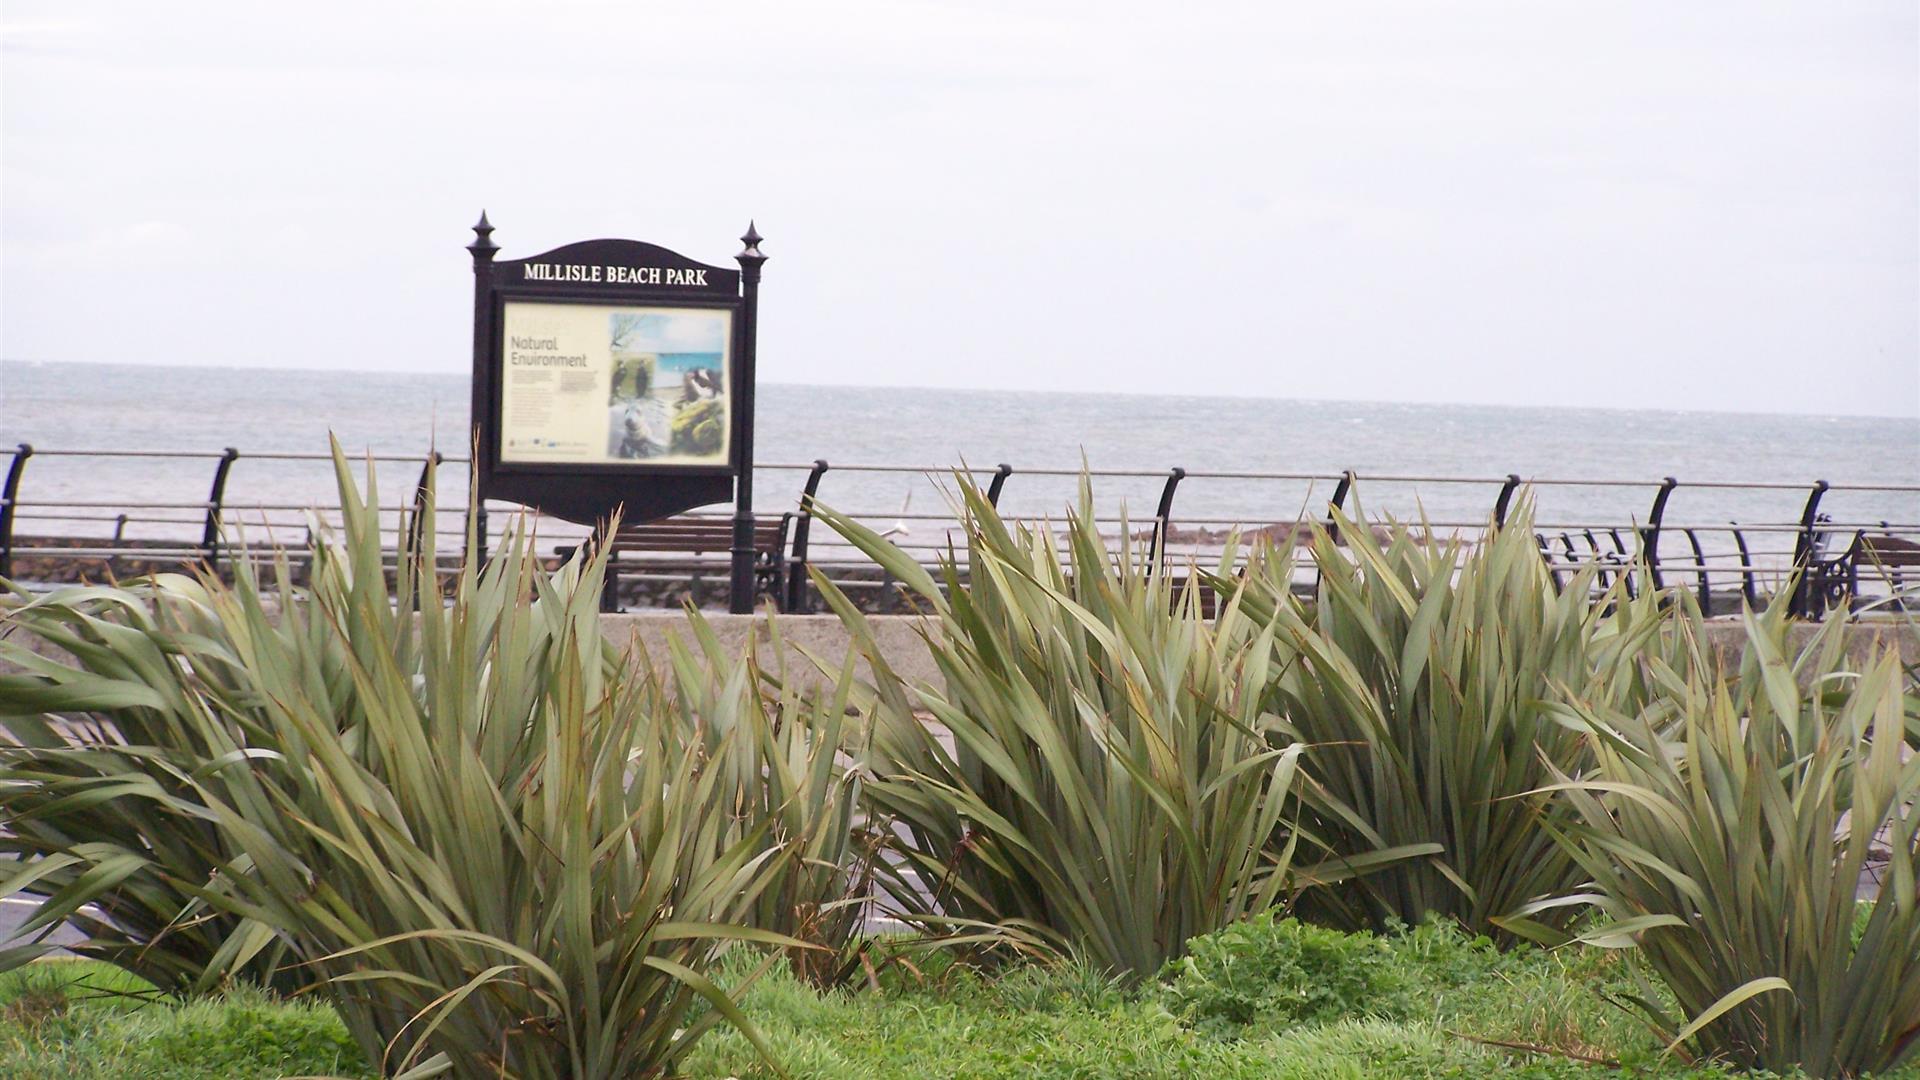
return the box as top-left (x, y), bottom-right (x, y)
top-left (467, 212), bottom-right (766, 613)
top-left (730, 224), bottom-right (767, 614)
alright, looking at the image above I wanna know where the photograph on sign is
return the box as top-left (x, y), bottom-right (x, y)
top-left (498, 301), bottom-right (732, 467)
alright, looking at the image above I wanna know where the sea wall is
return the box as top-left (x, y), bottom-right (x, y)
top-left (605, 613), bottom-right (1916, 693)
top-left (5, 610), bottom-right (1913, 693)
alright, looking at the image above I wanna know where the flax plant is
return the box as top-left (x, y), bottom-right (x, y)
top-left (809, 477), bottom-right (1429, 981)
top-left (1225, 504), bottom-right (1668, 941)
top-left (0, 443), bottom-right (807, 1079)
top-left (658, 612), bottom-right (879, 987)
top-left (0, 573), bottom-right (305, 993)
top-left (1544, 598), bottom-right (1920, 1076)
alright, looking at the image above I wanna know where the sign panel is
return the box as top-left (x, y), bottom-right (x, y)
top-left (467, 217), bottom-right (767, 613)
top-left (497, 302), bottom-right (734, 468)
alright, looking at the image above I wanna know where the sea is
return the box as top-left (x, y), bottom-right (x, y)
top-left (2, 361), bottom-right (1916, 566)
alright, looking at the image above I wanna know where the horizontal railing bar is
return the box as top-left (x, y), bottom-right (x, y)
top-left (237, 452), bottom-right (470, 463)
top-left (754, 462), bottom-right (1005, 474)
top-left (1134, 470), bottom-right (1340, 482)
top-left (12, 512), bottom-right (201, 524)
top-left (10, 448), bottom-right (1917, 493)
top-left (14, 449), bottom-right (225, 460)
top-left (1540, 563), bottom-right (1795, 576)
top-left (22, 520), bottom-right (1908, 541)
top-left (13, 501), bottom-right (474, 514)
top-left (18, 448), bottom-right (473, 464)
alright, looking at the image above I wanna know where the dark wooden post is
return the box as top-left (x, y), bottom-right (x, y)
top-left (729, 222), bottom-right (767, 614)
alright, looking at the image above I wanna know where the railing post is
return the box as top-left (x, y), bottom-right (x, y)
top-left (108, 513), bottom-right (129, 579)
top-left (592, 519), bottom-right (622, 614)
top-left (1641, 477), bottom-right (1677, 593)
top-left (0, 443), bottom-right (32, 580)
top-left (1608, 528), bottom-right (1637, 598)
top-left (467, 447), bottom-right (488, 568)
top-left (1492, 473), bottom-right (1522, 528)
top-left (201, 447), bottom-right (239, 571)
top-left (986, 463), bottom-right (1013, 508)
top-left (1682, 528), bottom-right (1710, 615)
top-left (1789, 479), bottom-right (1829, 617)
top-left (408, 451), bottom-right (442, 561)
top-left (1730, 525), bottom-right (1759, 609)
top-left (1535, 533), bottom-right (1564, 594)
top-left (786, 459), bottom-right (829, 613)
top-left (1325, 470), bottom-right (1355, 543)
top-left (1580, 530), bottom-right (1612, 592)
top-left (1149, 466), bottom-right (1185, 578)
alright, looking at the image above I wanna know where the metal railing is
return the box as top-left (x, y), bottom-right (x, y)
top-left (3, 443), bottom-right (1916, 618)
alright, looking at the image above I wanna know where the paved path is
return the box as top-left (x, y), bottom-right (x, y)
top-left (0, 895), bottom-right (86, 954)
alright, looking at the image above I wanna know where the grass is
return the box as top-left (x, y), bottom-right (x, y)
top-left (679, 928), bottom-right (1751, 1080)
top-left (8, 927), bottom-right (1919, 1079)
top-left (0, 961), bottom-right (370, 1079)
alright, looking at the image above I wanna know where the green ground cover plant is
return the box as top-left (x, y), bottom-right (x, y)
top-left (0, 961), bottom-right (371, 1079)
top-left (11, 930), bottom-right (1872, 1080)
top-left (679, 925), bottom-right (1817, 1079)
top-left (1159, 912), bottom-right (1416, 1035)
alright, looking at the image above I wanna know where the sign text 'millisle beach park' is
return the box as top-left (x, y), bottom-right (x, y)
top-left (520, 262), bottom-right (713, 287)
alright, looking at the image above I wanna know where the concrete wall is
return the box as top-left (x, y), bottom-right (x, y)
top-left (6, 609), bottom-right (1913, 692)
top-left (607, 612), bottom-right (1915, 692)
top-left (603, 612), bottom-right (945, 687)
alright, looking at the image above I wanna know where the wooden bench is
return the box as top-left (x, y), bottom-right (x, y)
top-left (1844, 532), bottom-right (1920, 597)
top-left (558, 514), bottom-right (792, 611)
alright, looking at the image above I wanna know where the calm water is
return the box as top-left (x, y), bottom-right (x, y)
top-left (2, 361), bottom-right (1916, 555)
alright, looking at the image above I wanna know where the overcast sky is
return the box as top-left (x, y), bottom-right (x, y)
top-left (3, 1), bottom-right (1915, 417)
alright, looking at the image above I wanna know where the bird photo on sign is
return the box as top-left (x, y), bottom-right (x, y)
top-left (605, 309), bottom-right (730, 463)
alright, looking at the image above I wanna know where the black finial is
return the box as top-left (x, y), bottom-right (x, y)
top-left (735, 220), bottom-right (766, 283)
top-left (468, 210), bottom-right (498, 262)
top-left (737, 220), bottom-right (766, 264)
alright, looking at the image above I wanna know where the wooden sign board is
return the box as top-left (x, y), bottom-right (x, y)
top-left (467, 215), bottom-right (768, 611)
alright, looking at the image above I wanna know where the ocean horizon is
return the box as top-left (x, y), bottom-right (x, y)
top-left (3, 359), bottom-right (1916, 547)
top-left (7, 356), bottom-right (1917, 423)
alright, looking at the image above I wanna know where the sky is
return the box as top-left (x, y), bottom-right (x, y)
top-left (2, 1), bottom-right (1916, 418)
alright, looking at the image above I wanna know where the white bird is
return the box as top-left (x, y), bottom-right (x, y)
top-left (880, 491), bottom-right (913, 539)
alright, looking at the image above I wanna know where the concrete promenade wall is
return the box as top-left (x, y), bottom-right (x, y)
top-left (602, 612), bottom-right (1914, 692)
top-left (6, 610), bottom-right (1914, 692)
